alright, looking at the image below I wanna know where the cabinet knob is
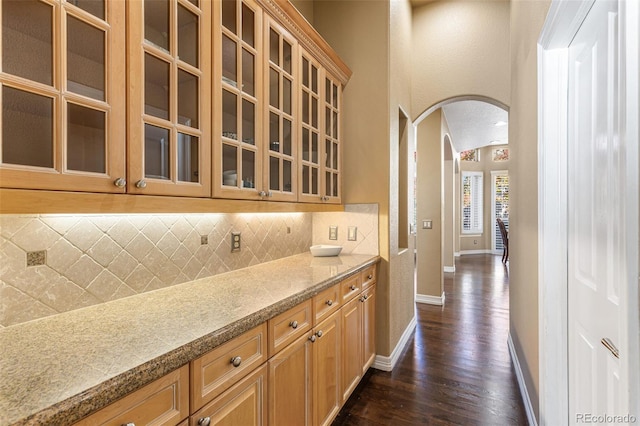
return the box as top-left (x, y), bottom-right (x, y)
top-left (326, 299), bottom-right (333, 306)
top-left (290, 320), bottom-right (298, 329)
top-left (198, 417), bottom-right (211, 426)
top-left (316, 330), bottom-right (323, 338)
top-left (230, 356), bottom-right (242, 367)
top-left (321, 196), bottom-right (330, 202)
top-left (113, 177), bottom-right (126, 188)
top-left (258, 190), bottom-right (267, 197)
top-left (368, 274), bottom-right (373, 280)
top-left (135, 180), bottom-right (147, 189)
top-left (360, 296), bottom-right (365, 303)
top-left (350, 285), bottom-right (357, 291)
top-left (309, 334), bottom-right (317, 342)
top-left (121, 423), bottom-right (135, 426)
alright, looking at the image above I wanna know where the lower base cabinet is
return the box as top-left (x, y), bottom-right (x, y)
top-left (190, 365), bottom-right (267, 426)
top-left (313, 311), bottom-right (342, 426)
top-left (341, 296), bottom-right (363, 403)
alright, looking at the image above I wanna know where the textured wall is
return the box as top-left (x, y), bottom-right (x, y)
top-left (0, 213), bottom-right (312, 327)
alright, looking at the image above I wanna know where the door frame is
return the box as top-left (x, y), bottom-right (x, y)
top-left (490, 170), bottom-right (508, 253)
top-left (538, 0), bottom-right (640, 423)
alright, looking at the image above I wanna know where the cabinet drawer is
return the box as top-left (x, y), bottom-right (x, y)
top-left (361, 264), bottom-right (377, 290)
top-left (340, 274), bottom-right (361, 303)
top-left (75, 365), bottom-right (189, 426)
top-left (268, 299), bottom-right (312, 357)
top-left (191, 323), bottom-right (267, 413)
top-left (313, 284), bottom-right (341, 324)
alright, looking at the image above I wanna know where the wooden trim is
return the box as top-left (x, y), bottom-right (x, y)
top-left (0, 188), bottom-right (345, 214)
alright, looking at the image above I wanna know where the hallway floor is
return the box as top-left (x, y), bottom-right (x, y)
top-left (333, 254), bottom-right (528, 425)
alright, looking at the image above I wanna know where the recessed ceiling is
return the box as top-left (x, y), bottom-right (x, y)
top-left (441, 101), bottom-right (508, 153)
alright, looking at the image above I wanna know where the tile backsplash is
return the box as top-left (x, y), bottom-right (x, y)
top-left (313, 204), bottom-right (379, 255)
top-left (0, 213), bottom-right (312, 328)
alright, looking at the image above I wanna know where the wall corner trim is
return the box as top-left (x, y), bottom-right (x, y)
top-left (371, 315), bottom-right (417, 372)
top-left (444, 266), bottom-right (456, 273)
top-left (416, 292), bottom-right (446, 306)
top-left (508, 333), bottom-right (539, 426)
top-left (454, 252), bottom-right (461, 257)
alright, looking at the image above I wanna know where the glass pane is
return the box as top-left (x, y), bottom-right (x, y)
top-left (67, 103), bottom-right (105, 173)
top-left (325, 107), bottom-right (331, 135)
top-left (312, 97), bottom-right (318, 128)
top-left (269, 112), bottom-right (279, 152)
top-left (241, 4), bottom-right (254, 46)
top-left (73, 0), bottom-right (105, 20)
top-left (222, 0), bottom-right (236, 33)
top-left (144, 0), bottom-right (169, 51)
top-left (302, 57), bottom-right (309, 88)
top-left (311, 65), bottom-right (318, 94)
top-left (325, 140), bottom-right (331, 168)
top-left (333, 84), bottom-right (338, 107)
top-left (242, 49), bottom-right (255, 96)
top-left (283, 41), bottom-right (292, 74)
top-left (333, 173), bottom-right (338, 197)
top-left (283, 119), bottom-right (292, 156)
top-left (269, 156), bottom-right (279, 191)
top-left (333, 142), bottom-right (338, 169)
top-left (242, 99), bottom-right (255, 144)
top-left (326, 171), bottom-right (331, 196)
top-left (178, 69), bottom-right (198, 128)
top-left (269, 68), bottom-right (279, 108)
top-left (302, 128), bottom-right (309, 162)
top-left (222, 35), bottom-right (237, 87)
top-left (177, 133), bottom-right (199, 182)
top-left (2, 0), bottom-right (52, 85)
top-left (326, 79), bottom-right (331, 103)
top-left (2, 87), bottom-right (53, 168)
top-left (312, 133), bottom-right (318, 163)
top-left (302, 165), bottom-right (309, 194)
top-left (145, 54), bottom-right (170, 119)
top-left (270, 29), bottom-right (279, 65)
top-left (222, 90), bottom-right (237, 139)
top-left (178, 4), bottom-right (198, 68)
top-left (283, 160), bottom-right (292, 192)
top-left (302, 91), bottom-right (309, 124)
top-left (222, 144), bottom-right (237, 186)
top-left (312, 167), bottom-right (318, 195)
top-left (144, 124), bottom-right (170, 179)
top-left (333, 111), bottom-right (338, 137)
top-left (242, 150), bottom-right (255, 188)
top-left (283, 77), bottom-right (292, 115)
top-left (67, 16), bottom-right (105, 101)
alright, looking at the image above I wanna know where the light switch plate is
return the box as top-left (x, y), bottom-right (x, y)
top-left (423, 220), bottom-right (433, 229)
top-left (348, 226), bottom-right (357, 241)
top-left (329, 226), bottom-right (338, 240)
top-left (231, 232), bottom-right (241, 252)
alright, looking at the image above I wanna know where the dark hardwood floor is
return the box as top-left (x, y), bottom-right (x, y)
top-left (333, 254), bottom-right (528, 426)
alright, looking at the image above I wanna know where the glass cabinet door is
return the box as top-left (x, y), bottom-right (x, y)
top-left (214, 0), bottom-right (262, 199)
top-left (128, 0), bottom-right (211, 196)
top-left (264, 18), bottom-right (296, 201)
top-left (0, 0), bottom-right (126, 192)
top-left (323, 73), bottom-right (341, 203)
top-left (298, 51), bottom-right (321, 202)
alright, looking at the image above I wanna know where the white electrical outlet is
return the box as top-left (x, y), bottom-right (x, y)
top-left (348, 226), bottom-right (357, 241)
top-left (329, 226), bottom-right (338, 240)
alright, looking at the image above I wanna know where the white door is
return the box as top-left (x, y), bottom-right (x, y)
top-left (567, 0), bottom-right (628, 420)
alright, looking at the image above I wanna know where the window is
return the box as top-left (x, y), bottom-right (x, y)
top-left (462, 171), bottom-right (483, 233)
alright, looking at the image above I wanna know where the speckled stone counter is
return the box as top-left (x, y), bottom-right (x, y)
top-left (0, 252), bottom-right (380, 425)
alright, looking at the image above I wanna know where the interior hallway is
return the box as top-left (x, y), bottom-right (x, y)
top-left (333, 254), bottom-right (527, 425)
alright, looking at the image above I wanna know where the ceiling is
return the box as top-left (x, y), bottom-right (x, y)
top-left (441, 100), bottom-right (508, 153)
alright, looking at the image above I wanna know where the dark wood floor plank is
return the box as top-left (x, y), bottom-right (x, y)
top-left (333, 254), bottom-right (528, 426)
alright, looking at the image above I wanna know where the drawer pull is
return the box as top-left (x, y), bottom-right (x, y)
top-left (360, 296), bottom-right (365, 302)
top-left (309, 334), bottom-right (317, 342)
top-left (316, 330), bottom-right (323, 338)
top-left (122, 423), bottom-right (135, 426)
top-left (368, 274), bottom-right (373, 280)
top-left (290, 320), bottom-right (298, 329)
top-left (326, 299), bottom-right (333, 306)
top-left (198, 417), bottom-right (211, 426)
top-left (350, 285), bottom-right (357, 291)
top-left (114, 177), bottom-right (126, 188)
top-left (230, 356), bottom-right (242, 367)
top-left (135, 179), bottom-right (147, 189)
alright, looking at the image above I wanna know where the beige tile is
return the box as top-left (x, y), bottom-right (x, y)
top-left (11, 219), bottom-right (60, 252)
top-left (0, 281), bottom-right (57, 327)
top-left (0, 240), bottom-right (26, 282)
top-left (47, 238), bottom-right (83, 274)
top-left (88, 236), bottom-right (123, 267)
top-left (39, 277), bottom-right (87, 313)
top-left (143, 276), bottom-right (166, 292)
top-left (182, 258), bottom-right (204, 280)
top-left (182, 230), bottom-right (202, 254)
top-left (0, 215), bottom-right (32, 239)
top-left (111, 283), bottom-right (136, 301)
top-left (87, 215), bottom-right (121, 232)
top-left (125, 234), bottom-right (154, 262)
top-left (109, 251), bottom-right (139, 281)
top-left (141, 217), bottom-right (169, 244)
top-left (140, 248), bottom-right (169, 272)
top-left (156, 232), bottom-right (180, 258)
top-left (125, 264), bottom-right (154, 292)
top-left (64, 219), bottom-right (104, 252)
top-left (64, 255), bottom-right (103, 289)
top-left (170, 245), bottom-right (192, 269)
top-left (39, 215), bottom-right (80, 235)
top-left (107, 219), bottom-right (139, 248)
top-left (170, 218), bottom-right (192, 241)
top-left (87, 270), bottom-right (126, 302)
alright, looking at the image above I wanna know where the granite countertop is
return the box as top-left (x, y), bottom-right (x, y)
top-left (0, 252), bottom-right (380, 425)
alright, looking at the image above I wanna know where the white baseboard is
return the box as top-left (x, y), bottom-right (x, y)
top-left (444, 266), bottom-right (456, 273)
top-left (459, 249), bottom-right (494, 255)
top-left (372, 314), bottom-right (417, 372)
top-left (416, 292), bottom-right (446, 306)
top-left (508, 334), bottom-right (538, 426)
top-left (454, 251), bottom-right (461, 257)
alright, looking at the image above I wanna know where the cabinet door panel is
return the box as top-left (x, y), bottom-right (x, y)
top-left (362, 286), bottom-right (376, 373)
top-left (341, 297), bottom-right (362, 403)
top-left (313, 311), bottom-right (341, 426)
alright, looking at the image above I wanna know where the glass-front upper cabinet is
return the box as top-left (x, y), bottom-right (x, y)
top-left (213, 0), bottom-right (262, 199)
top-left (128, 0), bottom-right (211, 196)
top-left (263, 17), bottom-right (296, 201)
top-left (0, 0), bottom-right (126, 192)
top-left (323, 72), bottom-right (341, 203)
top-left (298, 50), bottom-right (322, 203)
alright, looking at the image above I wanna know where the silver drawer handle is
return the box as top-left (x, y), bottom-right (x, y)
top-left (198, 417), bottom-right (211, 426)
top-left (290, 320), bottom-right (298, 329)
top-left (316, 330), bottom-right (323, 338)
top-left (309, 334), bottom-right (316, 342)
top-left (326, 300), bottom-right (333, 306)
top-left (368, 274), bottom-right (373, 280)
top-left (350, 285), bottom-right (357, 291)
top-left (230, 356), bottom-right (242, 367)
top-left (601, 338), bottom-right (619, 359)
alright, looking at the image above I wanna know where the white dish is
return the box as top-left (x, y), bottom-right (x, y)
top-left (310, 245), bottom-right (343, 257)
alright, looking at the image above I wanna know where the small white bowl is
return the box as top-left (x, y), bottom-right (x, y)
top-left (310, 245), bottom-right (343, 257)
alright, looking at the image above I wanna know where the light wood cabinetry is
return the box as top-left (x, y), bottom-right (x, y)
top-left (341, 294), bottom-right (363, 403)
top-left (312, 311), bottom-right (342, 426)
top-left (340, 274), bottom-right (362, 304)
top-left (75, 365), bottom-right (189, 426)
top-left (0, 0), bottom-right (126, 193)
top-left (268, 299), bottom-right (312, 356)
top-left (362, 285), bottom-right (377, 373)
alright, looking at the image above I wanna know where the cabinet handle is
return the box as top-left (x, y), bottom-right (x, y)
top-left (309, 334), bottom-right (317, 342)
top-left (258, 190), bottom-right (267, 197)
top-left (122, 423), bottom-right (135, 426)
top-left (198, 417), bottom-right (211, 426)
top-left (350, 285), bottom-right (357, 291)
top-left (326, 299), bottom-right (333, 306)
top-left (360, 296), bottom-right (365, 303)
top-left (135, 180), bottom-right (147, 189)
top-left (290, 320), bottom-right (298, 329)
top-left (113, 177), bottom-right (126, 188)
top-left (368, 274), bottom-right (373, 280)
top-left (316, 330), bottom-right (323, 338)
top-left (230, 356), bottom-right (242, 367)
